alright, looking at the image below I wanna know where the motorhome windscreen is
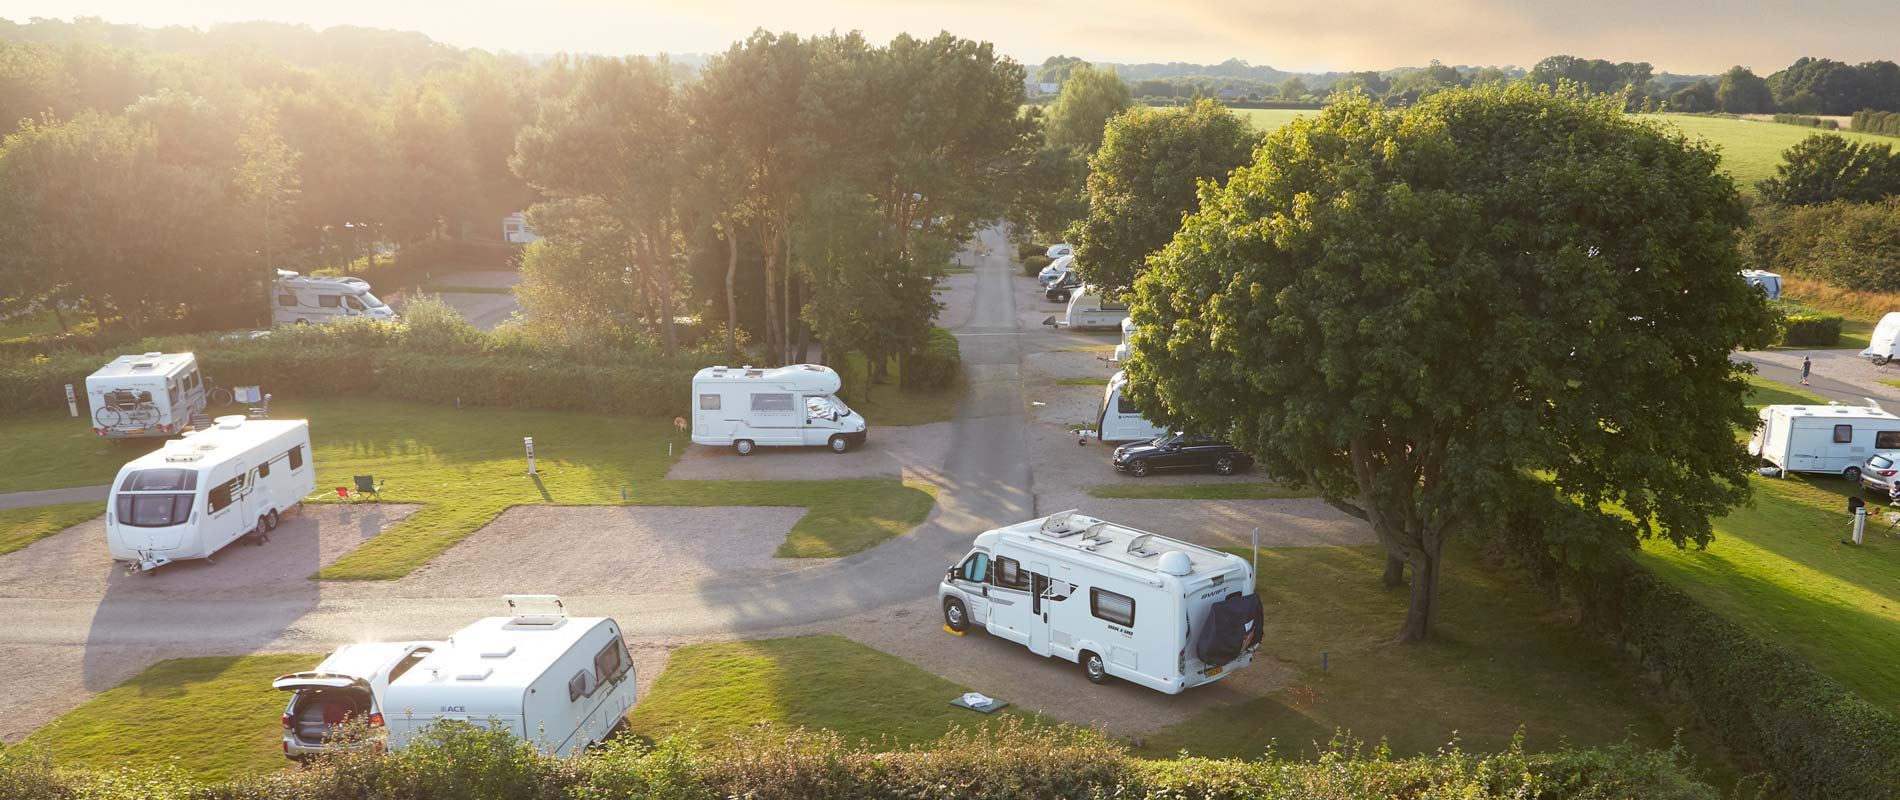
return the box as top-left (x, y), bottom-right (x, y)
top-left (116, 494), bottom-right (193, 527)
top-left (362, 293), bottom-right (386, 308)
top-left (120, 468), bottom-right (198, 492)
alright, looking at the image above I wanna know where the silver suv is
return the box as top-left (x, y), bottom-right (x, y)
top-left (1859, 454), bottom-right (1900, 497)
top-left (275, 641), bottom-right (440, 761)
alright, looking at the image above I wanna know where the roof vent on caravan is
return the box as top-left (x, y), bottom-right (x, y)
top-left (1157, 550), bottom-right (1194, 576)
top-left (480, 644), bottom-right (517, 659)
top-left (503, 594), bottom-right (568, 628)
top-left (215, 415), bottom-right (246, 429)
top-left (1040, 509), bottom-right (1081, 537)
top-left (456, 666), bottom-right (494, 681)
top-left (1127, 533), bottom-right (1156, 556)
top-left (1080, 521), bottom-right (1111, 547)
top-left (144, 352), bottom-right (163, 358)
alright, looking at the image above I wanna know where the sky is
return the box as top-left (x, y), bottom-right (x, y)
top-left (10, 0), bottom-right (1900, 74)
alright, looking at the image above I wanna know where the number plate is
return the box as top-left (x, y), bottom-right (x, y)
top-left (1204, 666), bottom-right (1223, 677)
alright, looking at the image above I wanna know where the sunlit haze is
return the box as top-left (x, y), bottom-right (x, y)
top-left (12, 0), bottom-right (1900, 73)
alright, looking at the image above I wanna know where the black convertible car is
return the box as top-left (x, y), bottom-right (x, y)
top-left (1111, 432), bottom-right (1253, 477)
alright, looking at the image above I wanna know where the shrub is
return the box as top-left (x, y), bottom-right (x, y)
top-left (1022, 254), bottom-right (1052, 278)
top-left (1751, 199), bottom-right (1900, 293)
top-left (1774, 113), bottom-right (1840, 130)
top-left (901, 326), bottom-right (959, 391)
top-left (1488, 493), bottom-right (1900, 799)
top-left (1779, 313), bottom-right (1843, 346)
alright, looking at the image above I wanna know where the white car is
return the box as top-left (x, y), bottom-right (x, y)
top-left (1046, 243), bottom-right (1073, 259)
top-left (275, 641), bottom-right (442, 761)
top-left (1039, 254), bottom-right (1075, 285)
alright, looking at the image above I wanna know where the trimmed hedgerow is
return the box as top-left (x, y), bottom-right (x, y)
top-left (1779, 313), bottom-right (1843, 346)
top-left (0, 719), bottom-right (1716, 800)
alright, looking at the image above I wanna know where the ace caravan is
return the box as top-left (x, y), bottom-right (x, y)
top-left (106, 417), bottom-right (315, 572)
top-left (690, 364), bottom-right (867, 455)
top-left (939, 511), bottom-right (1265, 694)
top-left (1749, 402), bottom-right (1900, 479)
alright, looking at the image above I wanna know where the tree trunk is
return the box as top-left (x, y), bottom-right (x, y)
top-left (652, 233), bottom-right (677, 357)
top-left (724, 222), bottom-right (739, 361)
top-left (780, 228), bottom-right (794, 365)
top-left (794, 277), bottom-right (809, 363)
top-left (762, 230), bottom-right (782, 366)
top-left (1394, 534), bottom-right (1444, 643)
top-left (1382, 555), bottom-right (1405, 589)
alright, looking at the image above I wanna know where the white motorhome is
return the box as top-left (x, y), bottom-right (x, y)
top-left (503, 212), bottom-right (542, 245)
top-left (939, 511), bottom-right (1264, 694)
top-left (86, 352), bottom-right (208, 439)
top-left (1045, 243), bottom-right (1073, 259)
top-left (690, 364), bottom-right (867, 455)
top-left (1111, 317), bottom-right (1137, 363)
top-left (272, 269), bottom-right (397, 326)
top-left (106, 417), bottom-right (315, 572)
top-left (380, 596), bottom-right (636, 757)
top-left (1039, 254), bottom-right (1074, 286)
top-left (1096, 370), bottom-right (1167, 443)
top-left (275, 641), bottom-right (443, 761)
top-left (1860, 312), bottom-right (1900, 366)
top-left (1749, 402), bottom-right (1900, 480)
top-left (1064, 284), bottom-right (1129, 331)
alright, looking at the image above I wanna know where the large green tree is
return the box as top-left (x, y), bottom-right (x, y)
top-left (1124, 86), bottom-right (1776, 641)
top-left (1068, 99), bottom-right (1256, 293)
top-left (1716, 66), bottom-right (1773, 114)
top-left (1043, 64), bottom-right (1131, 154)
top-left (1758, 133), bottom-right (1900, 206)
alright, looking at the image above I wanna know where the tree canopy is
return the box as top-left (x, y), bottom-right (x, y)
top-left (1758, 134), bottom-right (1900, 206)
top-left (1124, 85), bottom-right (1776, 641)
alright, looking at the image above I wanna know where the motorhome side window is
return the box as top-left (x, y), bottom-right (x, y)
top-left (208, 478), bottom-right (239, 513)
top-left (699, 394), bottom-right (721, 411)
top-left (592, 638), bottom-right (629, 683)
top-left (992, 556), bottom-right (1033, 591)
top-left (318, 295), bottom-right (342, 308)
top-left (257, 461), bottom-right (270, 479)
top-left (344, 296), bottom-right (365, 311)
top-left (958, 552), bottom-right (990, 582)
top-left (277, 293), bottom-right (297, 306)
top-left (1091, 588), bottom-right (1137, 627)
top-left (289, 446), bottom-right (304, 470)
top-left (1879, 431), bottom-right (1900, 450)
top-left (1835, 424), bottom-right (1854, 443)
top-left (750, 393), bottom-right (794, 413)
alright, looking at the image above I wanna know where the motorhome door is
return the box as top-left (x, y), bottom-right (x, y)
top-left (1026, 561), bottom-right (1053, 657)
top-left (985, 554), bottom-right (1036, 646)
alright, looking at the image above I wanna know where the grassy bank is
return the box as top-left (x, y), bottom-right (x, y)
top-left (21, 654), bottom-right (317, 781)
top-left (0, 502), bottom-right (102, 555)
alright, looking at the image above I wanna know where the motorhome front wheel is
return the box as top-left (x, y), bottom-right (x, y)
top-left (733, 439), bottom-right (754, 456)
top-left (829, 435), bottom-right (849, 453)
top-left (942, 597), bottom-right (967, 633)
top-left (1082, 651), bottom-right (1108, 684)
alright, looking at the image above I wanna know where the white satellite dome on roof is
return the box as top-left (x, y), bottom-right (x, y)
top-left (1157, 550), bottom-right (1193, 576)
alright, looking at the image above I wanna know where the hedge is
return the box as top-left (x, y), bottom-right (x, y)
top-left (1780, 313), bottom-right (1843, 346)
top-left (1852, 109), bottom-right (1900, 137)
top-left (900, 326), bottom-right (959, 391)
top-left (1774, 113), bottom-right (1840, 130)
top-left (1490, 495), bottom-right (1900, 799)
top-left (0, 719), bottom-right (1717, 800)
top-left (1022, 253), bottom-right (1053, 278)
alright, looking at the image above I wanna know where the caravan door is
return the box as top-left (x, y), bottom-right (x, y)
top-left (1025, 561), bottom-right (1053, 657)
top-left (984, 554), bottom-right (1036, 647)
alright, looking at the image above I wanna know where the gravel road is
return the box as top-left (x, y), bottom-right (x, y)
top-left (666, 422), bottom-right (952, 483)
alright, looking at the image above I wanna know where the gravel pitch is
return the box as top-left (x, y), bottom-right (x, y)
top-left (665, 422), bottom-right (953, 483)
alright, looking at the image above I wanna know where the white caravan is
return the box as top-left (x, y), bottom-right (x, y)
top-left (106, 417), bottom-right (315, 572)
top-left (380, 596), bottom-right (637, 757)
top-left (86, 352), bottom-right (208, 439)
top-left (939, 511), bottom-right (1265, 694)
top-left (1749, 402), bottom-right (1900, 480)
top-left (1064, 284), bottom-right (1129, 330)
top-left (1741, 269), bottom-right (1782, 301)
top-left (1111, 317), bottom-right (1138, 363)
top-left (276, 641), bottom-right (443, 761)
top-left (272, 269), bottom-right (397, 326)
top-left (1096, 370), bottom-right (1167, 442)
top-left (503, 212), bottom-right (541, 245)
top-left (690, 364), bottom-right (867, 455)
top-left (1860, 312), bottom-right (1900, 365)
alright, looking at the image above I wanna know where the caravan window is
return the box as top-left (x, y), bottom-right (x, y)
top-left (567, 670), bottom-right (599, 702)
top-left (750, 393), bottom-right (794, 413)
top-left (1116, 394), bottom-right (1140, 414)
top-left (1835, 424), bottom-right (1854, 443)
top-left (116, 494), bottom-right (193, 528)
top-left (699, 394), bottom-right (721, 411)
top-left (992, 556), bottom-right (1032, 591)
top-left (592, 638), bottom-right (629, 683)
top-left (1878, 431), bottom-right (1900, 450)
top-left (318, 295), bottom-right (342, 309)
top-left (121, 469), bottom-right (197, 492)
top-left (288, 445), bottom-right (304, 470)
top-left (207, 478), bottom-right (240, 514)
top-left (1090, 588), bottom-right (1137, 627)
top-left (277, 293), bottom-right (297, 307)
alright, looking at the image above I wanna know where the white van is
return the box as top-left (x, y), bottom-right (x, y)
top-left (1860, 312), bottom-right (1900, 366)
top-left (275, 641), bottom-right (443, 761)
top-left (939, 511), bottom-right (1264, 694)
top-left (86, 352), bottom-right (208, 439)
top-left (380, 596), bottom-right (636, 757)
top-left (272, 270), bottom-right (397, 326)
top-left (1064, 284), bottom-right (1129, 331)
top-left (1111, 317), bottom-right (1137, 363)
top-left (106, 417), bottom-right (315, 572)
top-left (690, 364), bottom-right (867, 455)
top-left (1096, 370), bottom-right (1167, 443)
top-left (1749, 402), bottom-right (1900, 480)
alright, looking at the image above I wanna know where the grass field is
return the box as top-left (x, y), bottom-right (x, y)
top-left (21, 654), bottom-right (317, 781)
top-left (0, 503), bottom-right (102, 556)
top-left (1745, 373), bottom-right (1829, 408)
top-left (0, 398), bottom-right (937, 579)
top-left (1142, 544), bottom-right (1703, 764)
top-left (1085, 482), bottom-right (1314, 500)
top-left (624, 636), bottom-right (1033, 747)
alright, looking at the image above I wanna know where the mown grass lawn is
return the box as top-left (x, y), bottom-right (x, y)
top-left (22, 654), bottom-right (317, 782)
top-left (624, 636), bottom-right (1033, 747)
top-left (1745, 372), bottom-right (1828, 408)
top-left (0, 502), bottom-right (102, 555)
top-left (1057, 377), bottom-right (1109, 386)
top-left (0, 397), bottom-right (936, 579)
top-left (1086, 482), bottom-right (1314, 500)
top-left (1142, 544), bottom-right (1697, 762)
top-left (0, 411), bottom-right (158, 492)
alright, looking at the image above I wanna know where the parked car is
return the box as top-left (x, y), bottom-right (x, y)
top-left (1860, 453), bottom-right (1900, 496)
top-left (275, 641), bottom-right (441, 761)
top-left (1046, 271), bottom-right (1082, 303)
top-left (1039, 254), bottom-right (1074, 285)
top-left (1112, 433), bottom-right (1252, 478)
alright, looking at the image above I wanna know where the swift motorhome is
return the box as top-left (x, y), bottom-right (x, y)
top-left (85, 352), bottom-right (208, 439)
top-left (690, 364), bottom-right (867, 455)
top-left (106, 417), bottom-right (315, 572)
top-left (1096, 370), bottom-right (1167, 442)
top-left (1111, 317), bottom-right (1137, 363)
top-left (380, 596), bottom-right (636, 757)
top-left (1064, 285), bottom-right (1129, 331)
top-left (938, 511), bottom-right (1264, 694)
top-left (272, 270), bottom-right (397, 326)
top-left (1749, 402), bottom-right (1900, 480)
top-left (1861, 312), bottom-right (1900, 366)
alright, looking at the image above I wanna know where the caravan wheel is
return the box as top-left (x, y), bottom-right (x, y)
top-left (265, 509), bottom-right (280, 531)
top-left (734, 439), bottom-right (755, 456)
top-left (1876, 355), bottom-right (1891, 366)
top-left (1845, 466), bottom-right (1864, 482)
top-left (1081, 651), bottom-right (1109, 685)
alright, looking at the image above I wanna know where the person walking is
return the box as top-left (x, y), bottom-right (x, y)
top-left (1801, 356), bottom-right (1812, 386)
